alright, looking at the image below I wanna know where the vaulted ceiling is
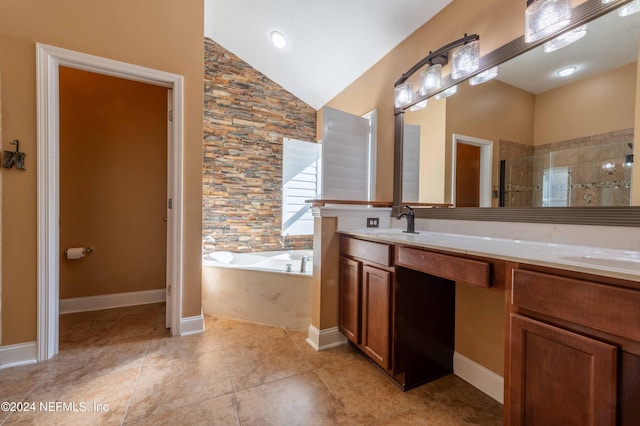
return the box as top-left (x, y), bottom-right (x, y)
top-left (204, 0), bottom-right (452, 109)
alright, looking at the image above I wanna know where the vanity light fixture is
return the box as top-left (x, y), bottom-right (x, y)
top-left (618, 0), bottom-right (640, 16)
top-left (434, 85), bottom-right (457, 100)
top-left (409, 99), bottom-right (428, 112)
top-left (270, 31), bottom-right (288, 49)
top-left (395, 34), bottom-right (479, 108)
top-left (451, 40), bottom-right (480, 79)
top-left (556, 66), bottom-right (577, 77)
top-left (525, 0), bottom-right (572, 43)
top-left (395, 82), bottom-right (414, 108)
top-left (543, 25), bottom-right (588, 53)
top-left (469, 67), bottom-right (499, 85)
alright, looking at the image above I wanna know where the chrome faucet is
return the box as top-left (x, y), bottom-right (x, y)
top-left (300, 256), bottom-right (307, 273)
top-left (396, 205), bottom-right (418, 234)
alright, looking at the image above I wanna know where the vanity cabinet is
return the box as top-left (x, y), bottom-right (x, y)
top-left (509, 268), bottom-right (640, 426)
top-left (361, 265), bottom-right (392, 367)
top-left (339, 235), bottom-right (460, 389)
top-left (339, 236), bottom-right (393, 370)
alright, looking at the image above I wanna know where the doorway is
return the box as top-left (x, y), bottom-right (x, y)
top-left (36, 44), bottom-right (185, 360)
top-left (58, 67), bottom-right (168, 319)
top-left (451, 134), bottom-right (493, 207)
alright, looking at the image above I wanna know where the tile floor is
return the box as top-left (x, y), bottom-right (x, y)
top-left (1, 303), bottom-right (503, 425)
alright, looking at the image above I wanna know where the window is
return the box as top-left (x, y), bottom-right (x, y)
top-left (321, 106), bottom-right (376, 201)
top-left (282, 138), bottom-right (321, 236)
top-left (542, 166), bottom-right (571, 207)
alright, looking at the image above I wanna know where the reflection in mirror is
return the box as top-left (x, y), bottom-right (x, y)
top-left (402, 4), bottom-right (640, 208)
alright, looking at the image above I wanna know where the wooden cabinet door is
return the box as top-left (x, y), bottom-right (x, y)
top-left (339, 256), bottom-right (360, 343)
top-left (361, 264), bottom-right (391, 369)
top-left (509, 314), bottom-right (617, 426)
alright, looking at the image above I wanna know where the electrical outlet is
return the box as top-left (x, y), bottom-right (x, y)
top-left (366, 217), bottom-right (379, 228)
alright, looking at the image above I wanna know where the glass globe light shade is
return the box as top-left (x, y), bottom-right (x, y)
top-left (409, 99), bottom-right (428, 112)
top-left (434, 85), bottom-right (458, 100)
top-left (525, 0), bottom-right (572, 43)
top-left (451, 41), bottom-right (480, 80)
top-left (469, 67), bottom-right (499, 86)
top-left (619, 0), bottom-right (640, 17)
top-left (543, 25), bottom-right (587, 53)
top-left (395, 82), bottom-right (413, 108)
top-left (420, 64), bottom-right (442, 95)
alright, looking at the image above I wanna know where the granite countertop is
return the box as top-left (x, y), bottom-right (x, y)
top-left (340, 228), bottom-right (640, 282)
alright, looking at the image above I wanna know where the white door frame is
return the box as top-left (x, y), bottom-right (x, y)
top-left (36, 43), bottom-right (184, 360)
top-left (451, 134), bottom-right (493, 207)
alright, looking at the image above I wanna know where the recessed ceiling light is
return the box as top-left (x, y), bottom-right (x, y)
top-left (270, 31), bottom-right (288, 49)
top-left (556, 66), bottom-right (577, 77)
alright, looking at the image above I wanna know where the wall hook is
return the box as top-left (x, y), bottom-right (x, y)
top-left (2, 139), bottom-right (26, 170)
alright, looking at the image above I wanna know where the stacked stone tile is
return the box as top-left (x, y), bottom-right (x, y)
top-left (203, 38), bottom-right (317, 254)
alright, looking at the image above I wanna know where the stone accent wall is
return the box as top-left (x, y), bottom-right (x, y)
top-left (203, 38), bottom-right (317, 254)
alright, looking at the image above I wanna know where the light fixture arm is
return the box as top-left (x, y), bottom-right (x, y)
top-left (394, 33), bottom-right (479, 87)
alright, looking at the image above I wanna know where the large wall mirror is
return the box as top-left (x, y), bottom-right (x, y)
top-left (393, 0), bottom-right (640, 225)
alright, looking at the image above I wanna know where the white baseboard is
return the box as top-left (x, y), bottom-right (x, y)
top-left (0, 341), bottom-right (37, 369)
top-left (60, 289), bottom-right (166, 314)
top-left (306, 325), bottom-right (348, 351)
top-left (180, 314), bottom-right (205, 336)
top-left (453, 351), bottom-right (504, 404)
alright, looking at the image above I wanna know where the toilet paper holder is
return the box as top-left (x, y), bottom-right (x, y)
top-left (64, 247), bottom-right (94, 255)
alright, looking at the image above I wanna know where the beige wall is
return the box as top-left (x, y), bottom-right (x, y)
top-left (534, 62), bottom-right (637, 145)
top-left (456, 283), bottom-right (505, 375)
top-left (312, 216), bottom-right (340, 330)
top-left (0, 0), bottom-right (203, 345)
top-left (405, 97), bottom-right (447, 203)
top-left (445, 80), bottom-right (536, 204)
top-left (59, 67), bottom-right (167, 299)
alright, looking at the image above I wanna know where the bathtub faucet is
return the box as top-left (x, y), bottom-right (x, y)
top-left (396, 205), bottom-right (418, 234)
top-left (300, 256), bottom-right (307, 273)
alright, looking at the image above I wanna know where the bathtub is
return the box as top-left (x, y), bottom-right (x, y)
top-left (202, 250), bottom-right (312, 330)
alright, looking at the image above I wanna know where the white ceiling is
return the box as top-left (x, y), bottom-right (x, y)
top-left (204, 0), bottom-right (452, 109)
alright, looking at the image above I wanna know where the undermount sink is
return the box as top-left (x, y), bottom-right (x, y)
top-left (559, 255), bottom-right (640, 272)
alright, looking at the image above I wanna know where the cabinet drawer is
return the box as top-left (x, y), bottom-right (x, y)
top-left (396, 246), bottom-right (490, 288)
top-left (513, 269), bottom-right (640, 343)
top-left (341, 236), bottom-right (392, 267)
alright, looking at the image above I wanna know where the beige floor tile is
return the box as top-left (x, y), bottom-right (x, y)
top-left (37, 336), bottom-right (150, 390)
top-left (217, 318), bottom-right (287, 348)
top-left (224, 335), bottom-right (311, 391)
top-left (315, 356), bottom-right (428, 423)
top-left (143, 331), bottom-right (224, 366)
top-left (0, 362), bottom-right (51, 400)
top-left (235, 371), bottom-right (351, 426)
top-left (374, 402), bottom-right (469, 426)
top-left (1, 305), bottom-right (503, 425)
top-left (126, 393), bottom-right (239, 426)
top-left (5, 365), bottom-right (139, 425)
top-left (418, 375), bottom-right (503, 425)
top-left (124, 350), bottom-right (233, 423)
top-left (287, 329), bottom-right (362, 369)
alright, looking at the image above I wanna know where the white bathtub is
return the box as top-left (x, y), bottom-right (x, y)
top-left (202, 250), bottom-right (313, 330)
top-left (204, 249), bottom-right (313, 275)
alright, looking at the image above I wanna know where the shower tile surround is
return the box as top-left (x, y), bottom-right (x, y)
top-left (499, 129), bottom-right (633, 207)
top-left (203, 38), bottom-right (317, 254)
